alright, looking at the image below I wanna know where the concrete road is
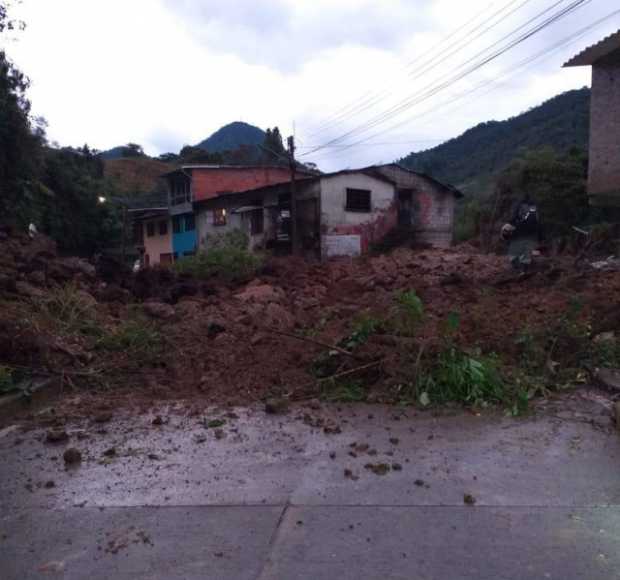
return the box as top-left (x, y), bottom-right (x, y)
top-left (1, 389), bottom-right (619, 579)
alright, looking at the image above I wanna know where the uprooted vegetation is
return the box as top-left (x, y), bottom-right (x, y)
top-left (1, 229), bottom-right (620, 415)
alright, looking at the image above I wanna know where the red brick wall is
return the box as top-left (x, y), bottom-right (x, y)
top-left (191, 167), bottom-right (293, 202)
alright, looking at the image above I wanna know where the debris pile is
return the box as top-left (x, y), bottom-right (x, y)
top-left (1, 230), bottom-right (620, 413)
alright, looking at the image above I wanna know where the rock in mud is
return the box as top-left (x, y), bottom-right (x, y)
top-left (93, 411), bottom-right (113, 424)
top-left (364, 463), bottom-right (391, 476)
top-left (265, 397), bottom-right (289, 415)
top-left (46, 429), bottom-right (69, 444)
top-left (63, 448), bottom-right (82, 465)
top-left (142, 301), bottom-right (175, 320)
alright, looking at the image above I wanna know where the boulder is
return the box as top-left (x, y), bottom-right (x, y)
top-left (142, 301), bottom-right (175, 320)
top-left (235, 284), bottom-right (285, 305)
top-left (15, 281), bottom-right (46, 299)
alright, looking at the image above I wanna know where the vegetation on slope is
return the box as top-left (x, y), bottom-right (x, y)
top-left (400, 88), bottom-right (590, 194)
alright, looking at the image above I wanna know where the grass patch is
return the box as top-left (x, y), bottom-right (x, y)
top-left (173, 229), bottom-right (262, 283)
top-left (417, 348), bottom-right (505, 408)
top-left (35, 282), bottom-right (102, 338)
top-left (0, 365), bottom-right (14, 394)
top-left (96, 314), bottom-right (162, 365)
top-left (320, 380), bottom-right (368, 403)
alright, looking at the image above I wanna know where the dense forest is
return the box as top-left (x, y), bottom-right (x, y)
top-left (400, 88), bottom-right (591, 195)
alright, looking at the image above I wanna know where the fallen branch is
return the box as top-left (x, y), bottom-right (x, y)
top-left (263, 327), bottom-right (358, 358)
top-left (290, 359), bottom-right (384, 400)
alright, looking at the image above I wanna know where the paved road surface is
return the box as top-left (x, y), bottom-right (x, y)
top-left (1, 389), bottom-right (619, 579)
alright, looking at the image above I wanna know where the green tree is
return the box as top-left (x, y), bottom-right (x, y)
top-left (496, 147), bottom-right (590, 237)
top-left (0, 40), bottom-right (46, 226)
top-left (262, 126), bottom-right (286, 162)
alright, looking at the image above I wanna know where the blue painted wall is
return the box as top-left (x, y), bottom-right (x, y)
top-left (172, 213), bottom-right (197, 258)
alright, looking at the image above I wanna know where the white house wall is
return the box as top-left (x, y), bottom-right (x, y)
top-left (319, 173), bottom-right (397, 257)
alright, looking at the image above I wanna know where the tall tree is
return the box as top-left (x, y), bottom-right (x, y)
top-left (0, 2), bottom-right (46, 227)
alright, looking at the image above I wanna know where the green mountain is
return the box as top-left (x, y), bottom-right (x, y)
top-left (197, 121), bottom-right (266, 153)
top-left (399, 88), bottom-right (590, 194)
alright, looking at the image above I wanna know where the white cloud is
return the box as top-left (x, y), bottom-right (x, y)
top-left (5, 0), bottom-right (617, 172)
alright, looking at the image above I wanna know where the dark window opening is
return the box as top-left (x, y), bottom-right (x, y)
top-left (184, 214), bottom-right (195, 232)
top-left (170, 176), bottom-right (191, 206)
top-left (214, 208), bottom-right (227, 226)
top-left (172, 216), bottom-right (181, 234)
top-left (346, 188), bottom-right (371, 212)
top-left (133, 222), bottom-right (144, 245)
top-left (159, 220), bottom-right (168, 235)
top-left (146, 222), bottom-right (155, 237)
top-left (251, 209), bottom-right (264, 235)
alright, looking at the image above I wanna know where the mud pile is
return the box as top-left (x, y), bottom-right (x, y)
top-left (1, 230), bottom-right (619, 413)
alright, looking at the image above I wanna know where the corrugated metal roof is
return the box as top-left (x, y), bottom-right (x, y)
top-left (564, 29), bottom-right (620, 67)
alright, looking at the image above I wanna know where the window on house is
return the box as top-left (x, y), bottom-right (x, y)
top-left (133, 222), bottom-right (144, 245)
top-left (160, 253), bottom-right (174, 265)
top-left (159, 220), bottom-right (168, 235)
top-left (146, 222), bottom-right (155, 237)
top-left (251, 209), bottom-right (264, 235)
top-left (213, 208), bottom-right (227, 226)
top-left (172, 216), bottom-right (181, 234)
top-left (184, 214), bottom-right (195, 232)
top-left (170, 177), bottom-right (191, 206)
top-left (346, 188), bottom-right (371, 212)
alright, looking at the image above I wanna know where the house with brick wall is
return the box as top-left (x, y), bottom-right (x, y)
top-left (133, 165), bottom-right (308, 265)
top-left (194, 164), bottom-right (462, 258)
top-left (195, 169), bottom-right (398, 258)
top-left (565, 30), bottom-right (620, 207)
top-left (132, 162), bottom-right (461, 264)
top-left (364, 164), bottom-right (463, 248)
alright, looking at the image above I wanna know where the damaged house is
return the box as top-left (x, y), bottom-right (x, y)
top-left (132, 163), bottom-right (462, 264)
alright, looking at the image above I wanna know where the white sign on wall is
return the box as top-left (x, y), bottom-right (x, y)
top-left (322, 234), bottom-right (362, 258)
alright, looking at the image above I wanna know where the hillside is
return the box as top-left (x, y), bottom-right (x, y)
top-left (103, 158), bottom-right (171, 195)
top-left (196, 121), bottom-right (266, 152)
top-left (399, 88), bottom-right (590, 194)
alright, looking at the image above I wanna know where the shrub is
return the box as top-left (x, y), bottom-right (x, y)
top-left (341, 313), bottom-right (383, 349)
top-left (36, 282), bottom-right (101, 337)
top-left (97, 315), bottom-right (162, 364)
top-left (418, 348), bottom-right (505, 407)
top-left (393, 290), bottom-right (424, 337)
top-left (174, 229), bottom-right (262, 283)
top-left (0, 365), bottom-right (14, 394)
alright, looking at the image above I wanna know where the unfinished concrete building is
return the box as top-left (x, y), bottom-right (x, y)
top-left (565, 30), bottom-right (620, 206)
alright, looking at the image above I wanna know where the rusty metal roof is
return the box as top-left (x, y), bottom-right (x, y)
top-left (564, 29), bottom-right (620, 67)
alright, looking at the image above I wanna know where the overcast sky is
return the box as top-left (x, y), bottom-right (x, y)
top-left (4, 0), bottom-right (619, 171)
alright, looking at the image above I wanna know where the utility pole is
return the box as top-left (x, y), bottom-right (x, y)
top-left (287, 135), bottom-right (299, 256)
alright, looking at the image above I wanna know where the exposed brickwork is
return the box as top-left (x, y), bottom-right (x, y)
top-left (191, 167), bottom-right (295, 202)
top-left (329, 201), bottom-right (399, 253)
top-left (371, 165), bottom-right (456, 248)
top-left (589, 61), bottom-right (620, 199)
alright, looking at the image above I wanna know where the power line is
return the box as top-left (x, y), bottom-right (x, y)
top-left (303, 0), bottom-right (589, 154)
top-left (309, 0), bottom-right (544, 137)
top-left (306, 8), bottom-right (619, 164)
top-left (305, 0), bottom-right (517, 137)
top-left (301, 0), bottom-right (592, 157)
